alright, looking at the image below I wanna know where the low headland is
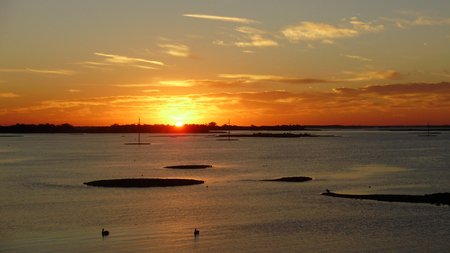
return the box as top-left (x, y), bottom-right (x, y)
top-left (84, 178), bottom-right (204, 187)
top-left (261, 176), bottom-right (313, 182)
top-left (321, 191), bottom-right (450, 206)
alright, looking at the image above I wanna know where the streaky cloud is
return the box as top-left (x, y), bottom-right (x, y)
top-left (334, 82), bottom-right (450, 96)
top-left (342, 54), bottom-right (373, 61)
top-left (158, 44), bottom-right (198, 59)
top-left (183, 14), bottom-right (260, 24)
top-left (342, 70), bottom-right (402, 81)
top-left (0, 92), bottom-right (20, 98)
top-left (235, 26), bottom-right (268, 34)
top-left (219, 74), bottom-right (336, 84)
top-left (234, 35), bottom-right (279, 47)
top-left (282, 22), bottom-right (358, 42)
top-left (283, 18), bottom-right (384, 43)
top-left (0, 68), bottom-right (76, 75)
top-left (94, 53), bottom-right (164, 67)
top-left (381, 16), bottom-right (450, 29)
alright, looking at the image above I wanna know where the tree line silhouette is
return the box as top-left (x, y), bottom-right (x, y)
top-left (0, 123), bottom-right (307, 133)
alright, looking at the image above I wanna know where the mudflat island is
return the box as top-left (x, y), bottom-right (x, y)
top-left (261, 176), bottom-right (313, 182)
top-left (164, 165), bottom-right (212, 169)
top-left (84, 178), bottom-right (204, 187)
top-left (322, 191), bottom-right (450, 206)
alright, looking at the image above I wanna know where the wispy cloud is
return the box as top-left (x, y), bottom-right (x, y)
top-left (334, 82), bottom-right (450, 98)
top-left (235, 26), bottom-right (268, 34)
top-left (183, 14), bottom-right (260, 24)
top-left (342, 54), bottom-right (373, 61)
top-left (0, 68), bottom-right (76, 75)
top-left (345, 17), bottom-right (384, 32)
top-left (219, 74), bottom-right (336, 84)
top-left (158, 44), bottom-right (198, 59)
top-left (342, 70), bottom-right (402, 81)
top-left (282, 17), bottom-right (383, 43)
top-left (161, 79), bottom-right (251, 88)
top-left (2, 82), bottom-right (449, 125)
top-left (282, 22), bottom-right (358, 42)
top-left (0, 92), bottom-right (20, 98)
top-left (381, 15), bottom-right (450, 29)
top-left (113, 84), bottom-right (155, 88)
top-left (93, 53), bottom-right (164, 68)
top-left (234, 35), bottom-right (279, 47)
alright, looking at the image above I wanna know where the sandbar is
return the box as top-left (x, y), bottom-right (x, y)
top-left (321, 191), bottom-right (450, 206)
top-left (164, 165), bottom-right (212, 169)
top-left (261, 176), bottom-right (313, 182)
top-left (84, 178), bottom-right (204, 187)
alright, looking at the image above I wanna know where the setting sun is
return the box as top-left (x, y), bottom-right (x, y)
top-left (175, 121), bottom-right (184, 127)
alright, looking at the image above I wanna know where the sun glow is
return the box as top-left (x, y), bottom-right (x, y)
top-left (175, 121), bottom-right (184, 127)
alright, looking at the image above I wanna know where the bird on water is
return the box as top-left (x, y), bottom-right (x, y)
top-left (194, 228), bottom-right (199, 236)
top-left (102, 228), bottom-right (110, 236)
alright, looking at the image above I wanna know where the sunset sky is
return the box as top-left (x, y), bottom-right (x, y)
top-left (1, 0), bottom-right (449, 126)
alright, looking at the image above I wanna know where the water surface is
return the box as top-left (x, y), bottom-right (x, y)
top-left (1, 131), bottom-right (449, 252)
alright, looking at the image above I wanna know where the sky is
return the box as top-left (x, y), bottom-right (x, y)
top-left (1, 0), bottom-right (449, 126)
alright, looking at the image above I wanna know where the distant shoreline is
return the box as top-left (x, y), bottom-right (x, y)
top-left (1, 123), bottom-right (449, 134)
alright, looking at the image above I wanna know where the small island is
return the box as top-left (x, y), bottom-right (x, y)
top-left (321, 191), bottom-right (450, 206)
top-left (83, 178), bottom-right (204, 187)
top-left (164, 165), bottom-right (212, 169)
top-left (261, 176), bottom-right (313, 182)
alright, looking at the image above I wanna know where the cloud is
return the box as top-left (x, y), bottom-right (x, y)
top-left (342, 54), bottom-right (373, 61)
top-left (282, 22), bottom-right (358, 42)
top-left (219, 74), bottom-right (336, 84)
top-left (235, 26), bottom-right (268, 34)
top-left (0, 68), bottom-right (76, 75)
top-left (334, 82), bottom-right (450, 96)
top-left (346, 18), bottom-right (384, 32)
top-left (381, 16), bottom-right (450, 29)
top-left (342, 70), bottom-right (402, 81)
top-left (183, 14), bottom-right (260, 24)
top-left (2, 82), bottom-right (449, 125)
top-left (158, 44), bottom-right (198, 59)
top-left (68, 89), bottom-right (81, 93)
top-left (113, 84), bottom-right (155, 88)
top-left (234, 35), bottom-right (279, 47)
top-left (0, 93), bottom-right (20, 98)
top-left (79, 53), bottom-right (165, 70)
top-left (282, 18), bottom-right (384, 43)
top-left (214, 26), bottom-right (277, 48)
top-left (186, 79), bottom-right (250, 88)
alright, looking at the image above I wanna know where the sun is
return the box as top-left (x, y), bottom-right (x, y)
top-left (175, 121), bottom-right (184, 127)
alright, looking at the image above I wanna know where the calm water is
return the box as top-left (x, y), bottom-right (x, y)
top-left (1, 130), bottom-right (449, 252)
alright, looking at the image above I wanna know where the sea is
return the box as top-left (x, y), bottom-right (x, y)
top-left (1, 130), bottom-right (449, 252)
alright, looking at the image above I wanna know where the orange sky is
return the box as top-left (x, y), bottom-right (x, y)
top-left (1, 1), bottom-right (449, 126)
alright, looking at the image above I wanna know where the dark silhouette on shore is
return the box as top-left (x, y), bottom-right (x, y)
top-left (321, 191), bottom-right (450, 206)
top-left (84, 178), bottom-right (204, 188)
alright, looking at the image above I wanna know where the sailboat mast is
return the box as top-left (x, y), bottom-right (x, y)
top-left (138, 117), bottom-right (141, 144)
top-left (228, 119), bottom-right (231, 141)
